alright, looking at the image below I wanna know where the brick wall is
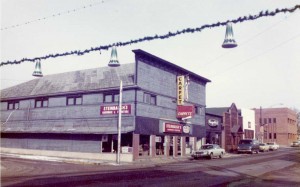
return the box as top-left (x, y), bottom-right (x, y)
top-left (255, 108), bottom-right (298, 146)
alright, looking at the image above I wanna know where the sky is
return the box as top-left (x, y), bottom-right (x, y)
top-left (1, 0), bottom-right (300, 110)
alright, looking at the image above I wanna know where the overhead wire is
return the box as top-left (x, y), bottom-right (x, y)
top-left (201, 13), bottom-right (295, 69)
top-left (210, 32), bottom-right (300, 78)
top-left (0, 5), bottom-right (299, 67)
top-left (1, 0), bottom-right (106, 31)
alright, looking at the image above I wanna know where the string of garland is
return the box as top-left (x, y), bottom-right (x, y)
top-left (1, 0), bottom-right (105, 31)
top-left (1, 5), bottom-right (299, 67)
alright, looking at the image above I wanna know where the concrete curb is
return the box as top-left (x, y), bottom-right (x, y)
top-left (1, 151), bottom-right (245, 166)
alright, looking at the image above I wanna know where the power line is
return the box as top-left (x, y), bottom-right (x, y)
top-left (201, 13), bottom-right (295, 69)
top-left (1, 5), bottom-right (299, 67)
top-left (1, 0), bottom-right (106, 31)
top-left (211, 32), bottom-right (300, 78)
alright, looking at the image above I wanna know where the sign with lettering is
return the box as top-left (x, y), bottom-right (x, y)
top-left (208, 119), bottom-right (219, 127)
top-left (183, 125), bottom-right (190, 134)
top-left (177, 105), bottom-right (195, 119)
top-left (100, 104), bottom-right (131, 115)
top-left (163, 122), bottom-right (183, 133)
top-left (177, 76), bottom-right (184, 105)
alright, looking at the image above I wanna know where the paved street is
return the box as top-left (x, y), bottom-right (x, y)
top-left (1, 147), bottom-right (300, 187)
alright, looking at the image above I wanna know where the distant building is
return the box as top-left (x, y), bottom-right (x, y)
top-left (0, 49), bottom-right (210, 162)
top-left (240, 108), bottom-right (255, 140)
top-left (254, 108), bottom-right (298, 146)
top-left (206, 103), bottom-right (243, 152)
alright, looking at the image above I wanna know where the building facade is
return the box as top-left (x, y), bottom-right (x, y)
top-left (206, 103), bottom-right (243, 152)
top-left (254, 107), bottom-right (298, 146)
top-left (240, 108), bottom-right (255, 140)
top-left (0, 49), bottom-right (210, 161)
top-left (205, 113), bottom-right (223, 146)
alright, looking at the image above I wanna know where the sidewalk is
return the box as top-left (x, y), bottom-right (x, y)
top-left (1, 151), bottom-right (242, 167)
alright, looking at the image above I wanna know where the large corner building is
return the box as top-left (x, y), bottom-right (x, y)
top-left (0, 49), bottom-right (211, 162)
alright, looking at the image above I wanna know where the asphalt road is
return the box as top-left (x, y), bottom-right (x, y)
top-left (1, 147), bottom-right (300, 187)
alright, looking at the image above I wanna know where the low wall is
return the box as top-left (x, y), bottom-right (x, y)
top-left (0, 147), bottom-right (134, 162)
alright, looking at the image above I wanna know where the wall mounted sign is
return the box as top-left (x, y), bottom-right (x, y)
top-left (183, 125), bottom-right (190, 134)
top-left (100, 104), bottom-right (131, 115)
top-left (208, 119), bottom-right (219, 127)
top-left (163, 122), bottom-right (183, 133)
top-left (177, 75), bottom-right (184, 105)
top-left (177, 105), bottom-right (195, 119)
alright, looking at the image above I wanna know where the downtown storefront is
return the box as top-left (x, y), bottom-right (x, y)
top-left (1, 49), bottom-right (210, 162)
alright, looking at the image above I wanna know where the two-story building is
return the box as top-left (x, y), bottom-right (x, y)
top-left (254, 107), bottom-right (298, 146)
top-left (0, 49), bottom-right (211, 162)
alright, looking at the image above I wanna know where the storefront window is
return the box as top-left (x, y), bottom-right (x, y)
top-left (139, 135), bottom-right (150, 156)
top-left (155, 136), bottom-right (164, 155)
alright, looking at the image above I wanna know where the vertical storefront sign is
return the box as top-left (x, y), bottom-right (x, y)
top-left (177, 76), bottom-right (184, 105)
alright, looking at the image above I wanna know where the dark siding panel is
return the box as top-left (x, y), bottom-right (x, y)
top-left (1, 133), bottom-right (102, 153)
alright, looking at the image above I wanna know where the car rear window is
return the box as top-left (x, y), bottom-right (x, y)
top-left (202, 145), bottom-right (213, 149)
top-left (239, 140), bottom-right (252, 144)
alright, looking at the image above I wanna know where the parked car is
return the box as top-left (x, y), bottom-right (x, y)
top-left (266, 142), bottom-right (279, 150)
top-left (259, 143), bottom-right (270, 152)
top-left (291, 141), bottom-right (300, 147)
top-left (192, 144), bottom-right (225, 159)
top-left (237, 139), bottom-right (260, 154)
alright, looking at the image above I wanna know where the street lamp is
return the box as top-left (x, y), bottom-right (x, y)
top-left (108, 46), bottom-right (122, 164)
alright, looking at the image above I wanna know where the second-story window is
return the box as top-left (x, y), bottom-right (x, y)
top-left (7, 101), bottom-right (19, 110)
top-left (104, 93), bottom-right (119, 103)
top-left (35, 98), bottom-right (48, 108)
top-left (194, 106), bottom-right (198, 114)
top-left (67, 96), bottom-right (83, 105)
top-left (144, 93), bottom-right (156, 105)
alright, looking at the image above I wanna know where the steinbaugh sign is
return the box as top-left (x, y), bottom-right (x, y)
top-left (177, 105), bottom-right (194, 119)
top-left (100, 104), bottom-right (131, 115)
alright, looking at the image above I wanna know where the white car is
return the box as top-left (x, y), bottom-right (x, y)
top-left (291, 141), bottom-right (300, 147)
top-left (266, 142), bottom-right (279, 150)
top-left (192, 144), bottom-right (225, 159)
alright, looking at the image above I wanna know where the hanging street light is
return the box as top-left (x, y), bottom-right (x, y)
top-left (222, 22), bottom-right (238, 48)
top-left (32, 59), bottom-right (43, 77)
top-left (108, 46), bottom-right (120, 67)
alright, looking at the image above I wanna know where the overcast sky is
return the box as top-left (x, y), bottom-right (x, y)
top-left (1, 0), bottom-right (300, 109)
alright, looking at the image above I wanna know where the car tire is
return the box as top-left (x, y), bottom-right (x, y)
top-left (219, 152), bottom-right (223, 159)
